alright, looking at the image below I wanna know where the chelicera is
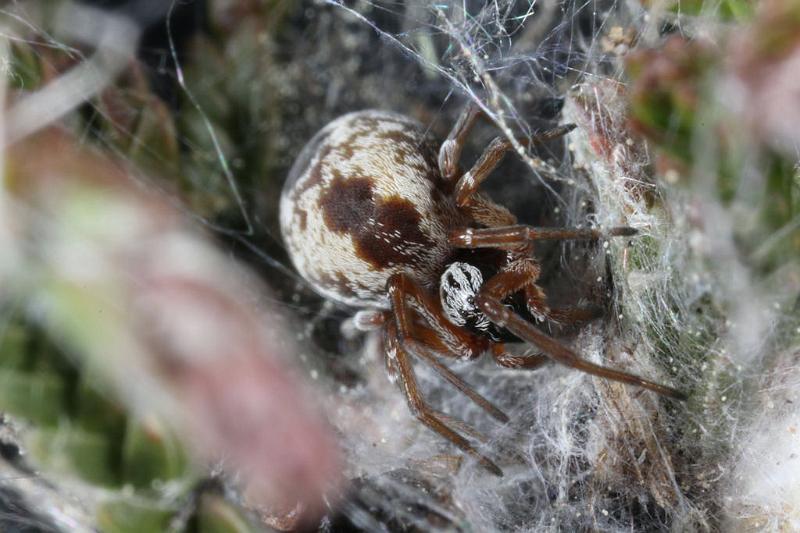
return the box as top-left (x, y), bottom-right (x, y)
top-left (280, 104), bottom-right (686, 475)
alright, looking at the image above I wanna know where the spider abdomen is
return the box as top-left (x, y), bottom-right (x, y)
top-left (280, 111), bottom-right (463, 308)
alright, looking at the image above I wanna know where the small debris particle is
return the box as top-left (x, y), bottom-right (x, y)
top-left (664, 169), bottom-right (680, 184)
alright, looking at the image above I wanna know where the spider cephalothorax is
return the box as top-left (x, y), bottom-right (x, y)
top-left (280, 105), bottom-right (686, 475)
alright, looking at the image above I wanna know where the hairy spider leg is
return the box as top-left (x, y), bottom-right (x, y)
top-left (448, 225), bottom-right (638, 249)
top-left (448, 225), bottom-right (638, 322)
top-left (386, 273), bottom-right (508, 422)
top-left (453, 125), bottom-right (577, 207)
top-left (438, 102), bottom-right (482, 181)
top-left (387, 274), bottom-right (504, 476)
top-left (545, 305), bottom-right (604, 324)
top-left (437, 102), bottom-right (575, 189)
top-left (383, 324), bottom-right (494, 446)
top-left (474, 270), bottom-right (687, 400)
top-left (490, 343), bottom-right (549, 370)
top-left (404, 323), bottom-right (509, 423)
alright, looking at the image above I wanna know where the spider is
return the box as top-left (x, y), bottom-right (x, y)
top-left (279, 103), bottom-right (686, 475)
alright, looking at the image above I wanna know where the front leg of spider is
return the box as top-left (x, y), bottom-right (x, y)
top-left (386, 274), bottom-right (504, 476)
top-left (475, 269), bottom-right (687, 401)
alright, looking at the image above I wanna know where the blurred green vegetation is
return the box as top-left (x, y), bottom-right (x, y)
top-left (0, 3), bottom-right (305, 529)
top-left (668, 0), bottom-right (755, 20)
top-left (3, 0), bottom-right (800, 530)
top-left (0, 316), bottom-right (259, 531)
top-left (626, 10), bottom-right (800, 275)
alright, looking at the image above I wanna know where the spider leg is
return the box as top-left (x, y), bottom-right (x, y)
top-left (466, 257), bottom-right (553, 324)
top-left (460, 192), bottom-right (518, 227)
top-left (475, 270), bottom-right (687, 401)
top-left (390, 272), bottom-right (488, 360)
top-left (438, 102), bottom-right (481, 181)
top-left (546, 305), bottom-right (604, 325)
top-left (491, 343), bottom-right (548, 370)
top-left (387, 273), bottom-right (507, 421)
top-left (406, 327), bottom-right (509, 423)
top-left (384, 319), bottom-right (503, 476)
top-left (501, 265), bottom-right (600, 325)
top-left (384, 325), bottom-right (493, 443)
top-left (449, 224), bottom-right (637, 249)
top-left (432, 410), bottom-right (492, 445)
top-left (453, 124), bottom-right (576, 207)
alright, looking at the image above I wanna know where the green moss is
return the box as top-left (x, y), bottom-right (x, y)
top-left (672, 0), bottom-right (755, 21)
top-left (27, 427), bottom-right (120, 486)
top-left (626, 234), bottom-right (662, 270)
top-left (74, 377), bottom-right (127, 436)
top-left (7, 42), bottom-right (43, 90)
top-left (96, 498), bottom-right (178, 533)
top-left (0, 370), bottom-right (65, 425)
top-left (121, 417), bottom-right (189, 489)
top-left (98, 78), bottom-right (181, 179)
top-left (0, 322), bottom-right (30, 370)
top-left (195, 495), bottom-right (260, 533)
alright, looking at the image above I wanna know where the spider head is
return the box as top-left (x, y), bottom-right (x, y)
top-left (440, 262), bottom-right (498, 340)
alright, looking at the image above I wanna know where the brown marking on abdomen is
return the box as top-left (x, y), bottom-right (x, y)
top-left (319, 175), bottom-right (375, 233)
top-left (356, 195), bottom-right (435, 269)
top-left (319, 176), bottom-right (435, 270)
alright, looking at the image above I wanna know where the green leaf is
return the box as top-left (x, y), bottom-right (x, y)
top-left (75, 376), bottom-right (127, 439)
top-left (0, 370), bottom-right (65, 425)
top-left (0, 323), bottom-right (30, 370)
top-left (8, 42), bottom-right (43, 90)
top-left (27, 427), bottom-right (119, 486)
top-left (197, 494), bottom-right (259, 533)
top-left (96, 498), bottom-right (178, 533)
top-left (121, 416), bottom-right (189, 489)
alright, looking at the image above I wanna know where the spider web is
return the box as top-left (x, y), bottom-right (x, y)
top-left (1, 0), bottom-right (799, 531)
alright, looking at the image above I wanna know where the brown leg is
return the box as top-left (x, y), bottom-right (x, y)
top-left (546, 305), bottom-right (604, 325)
top-left (467, 259), bottom-right (552, 323)
top-left (406, 324), bottom-right (509, 423)
top-left (433, 411), bottom-right (492, 445)
top-left (454, 124), bottom-right (576, 207)
top-left (387, 327), bottom-right (497, 445)
top-left (495, 268), bottom-right (601, 326)
top-left (388, 272), bottom-right (489, 359)
top-left (384, 319), bottom-right (503, 476)
top-left (461, 192), bottom-right (518, 228)
top-left (386, 276), bottom-right (506, 420)
top-left (476, 271), bottom-right (687, 401)
top-left (449, 224), bottom-right (637, 249)
top-left (438, 103), bottom-right (482, 181)
top-left (491, 343), bottom-right (548, 370)
top-left (460, 255), bottom-right (596, 327)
